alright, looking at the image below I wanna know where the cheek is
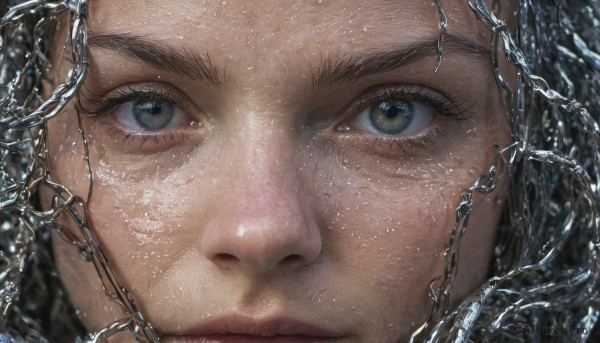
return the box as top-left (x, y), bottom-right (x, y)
top-left (330, 182), bottom-right (452, 296)
top-left (45, 110), bottom-right (91, 198)
top-left (43, 112), bottom-right (122, 330)
top-left (87, 170), bottom-right (191, 279)
top-left (306, 156), bottom-right (500, 336)
top-left (323, 178), bottom-right (452, 267)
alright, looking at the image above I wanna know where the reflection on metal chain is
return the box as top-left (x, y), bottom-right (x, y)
top-left (0, 0), bottom-right (597, 342)
top-left (411, 0), bottom-right (600, 342)
top-left (0, 0), bottom-right (158, 341)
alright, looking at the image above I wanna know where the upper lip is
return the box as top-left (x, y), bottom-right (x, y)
top-left (175, 311), bottom-right (342, 337)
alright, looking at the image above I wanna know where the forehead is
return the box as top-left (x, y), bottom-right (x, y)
top-left (88, 0), bottom-right (488, 52)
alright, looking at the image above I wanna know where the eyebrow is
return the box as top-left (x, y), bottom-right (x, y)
top-left (88, 33), bottom-right (223, 87)
top-left (310, 34), bottom-right (491, 89)
top-left (88, 33), bottom-right (489, 90)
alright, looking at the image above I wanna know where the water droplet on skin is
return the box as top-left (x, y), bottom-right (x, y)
top-left (494, 197), bottom-right (504, 207)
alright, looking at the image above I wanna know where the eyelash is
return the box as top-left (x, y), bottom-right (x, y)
top-left (350, 85), bottom-right (469, 122)
top-left (80, 85), bottom-right (179, 117)
top-left (79, 84), bottom-right (471, 155)
top-left (78, 85), bottom-right (196, 150)
top-left (333, 85), bottom-right (471, 157)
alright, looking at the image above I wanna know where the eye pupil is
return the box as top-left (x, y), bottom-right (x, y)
top-left (133, 100), bottom-right (174, 130)
top-left (148, 102), bottom-right (162, 115)
top-left (369, 101), bottom-right (414, 134)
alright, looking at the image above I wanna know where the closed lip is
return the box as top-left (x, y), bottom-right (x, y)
top-left (168, 311), bottom-right (345, 342)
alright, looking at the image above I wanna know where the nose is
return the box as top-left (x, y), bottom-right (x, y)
top-left (200, 132), bottom-right (322, 274)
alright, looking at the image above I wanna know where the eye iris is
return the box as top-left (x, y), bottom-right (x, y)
top-left (133, 100), bottom-right (174, 130)
top-left (369, 101), bottom-right (414, 134)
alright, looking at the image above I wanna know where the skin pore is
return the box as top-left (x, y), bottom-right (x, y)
top-left (45, 1), bottom-right (510, 342)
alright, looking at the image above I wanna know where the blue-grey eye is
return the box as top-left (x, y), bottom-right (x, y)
top-left (357, 100), bottom-right (433, 136)
top-left (133, 100), bottom-right (175, 130)
top-left (113, 99), bottom-right (187, 132)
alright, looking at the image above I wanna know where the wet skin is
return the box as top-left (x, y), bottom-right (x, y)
top-left (45, 0), bottom-right (510, 342)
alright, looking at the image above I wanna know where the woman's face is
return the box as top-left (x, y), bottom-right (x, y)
top-left (46, 1), bottom-right (509, 342)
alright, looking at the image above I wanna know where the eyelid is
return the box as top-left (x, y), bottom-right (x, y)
top-left (344, 84), bottom-right (470, 122)
top-left (78, 82), bottom-right (200, 120)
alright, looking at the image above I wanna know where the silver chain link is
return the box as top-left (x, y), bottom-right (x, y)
top-left (0, 0), bottom-right (599, 342)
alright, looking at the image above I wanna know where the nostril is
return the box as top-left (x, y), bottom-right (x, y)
top-left (212, 253), bottom-right (306, 271)
top-left (279, 254), bottom-right (304, 269)
top-left (212, 253), bottom-right (239, 270)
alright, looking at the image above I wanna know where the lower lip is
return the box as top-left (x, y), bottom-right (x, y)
top-left (176, 334), bottom-right (342, 343)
